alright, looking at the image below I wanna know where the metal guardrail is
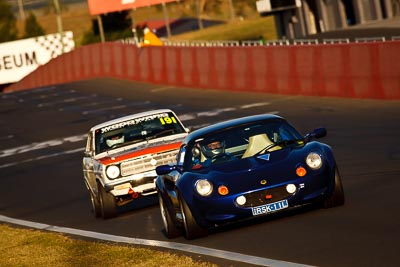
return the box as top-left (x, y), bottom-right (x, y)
top-left (242, 40), bottom-right (291, 46)
top-left (264, 40), bottom-right (291, 46)
top-left (355, 37), bottom-right (386, 43)
top-left (292, 39), bottom-right (319, 45)
top-left (323, 38), bottom-right (350, 44)
top-left (118, 36), bottom-right (399, 47)
top-left (118, 38), bottom-right (138, 45)
top-left (241, 40), bottom-right (264, 46)
top-left (163, 40), bottom-right (240, 47)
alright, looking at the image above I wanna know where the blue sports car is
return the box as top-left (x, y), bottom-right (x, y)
top-left (156, 114), bottom-right (345, 239)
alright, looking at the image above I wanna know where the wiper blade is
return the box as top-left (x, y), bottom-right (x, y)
top-left (146, 129), bottom-right (175, 141)
top-left (254, 139), bottom-right (303, 156)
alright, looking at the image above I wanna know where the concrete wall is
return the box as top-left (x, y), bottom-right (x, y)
top-left (5, 41), bottom-right (400, 100)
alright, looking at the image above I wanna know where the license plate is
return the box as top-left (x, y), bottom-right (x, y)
top-left (251, 199), bottom-right (289, 216)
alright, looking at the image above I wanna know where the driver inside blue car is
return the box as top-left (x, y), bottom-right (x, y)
top-left (192, 139), bottom-right (230, 169)
top-left (202, 140), bottom-right (225, 158)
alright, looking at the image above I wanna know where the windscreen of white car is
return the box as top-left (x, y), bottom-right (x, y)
top-left (95, 112), bottom-right (186, 154)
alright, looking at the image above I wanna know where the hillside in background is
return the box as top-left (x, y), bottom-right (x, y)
top-left (12, 0), bottom-right (276, 46)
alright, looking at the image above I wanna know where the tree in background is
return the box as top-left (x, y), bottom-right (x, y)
top-left (175, 0), bottom-right (256, 20)
top-left (0, 0), bottom-right (18, 42)
top-left (24, 12), bottom-right (46, 38)
top-left (82, 10), bottom-right (132, 45)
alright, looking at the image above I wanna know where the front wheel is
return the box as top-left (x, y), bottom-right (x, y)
top-left (98, 182), bottom-right (117, 219)
top-left (179, 196), bottom-right (208, 240)
top-left (89, 189), bottom-right (101, 218)
top-left (324, 167), bottom-right (345, 208)
top-left (159, 193), bottom-right (181, 239)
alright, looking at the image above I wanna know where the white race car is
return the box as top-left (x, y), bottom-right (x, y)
top-left (82, 109), bottom-right (188, 219)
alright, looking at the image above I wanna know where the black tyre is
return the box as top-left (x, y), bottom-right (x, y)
top-left (179, 196), bottom-right (208, 240)
top-left (158, 193), bottom-right (181, 238)
top-left (89, 189), bottom-right (101, 218)
top-left (98, 182), bottom-right (117, 219)
top-left (324, 167), bottom-right (345, 208)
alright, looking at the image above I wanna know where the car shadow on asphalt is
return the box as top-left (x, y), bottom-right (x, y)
top-left (116, 194), bottom-right (159, 216)
top-left (208, 203), bottom-right (323, 236)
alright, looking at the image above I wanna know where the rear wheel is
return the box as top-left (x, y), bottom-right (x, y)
top-left (324, 167), bottom-right (345, 208)
top-left (98, 182), bottom-right (117, 219)
top-left (159, 193), bottom-right (181, 238)
top-left (179, 196), bottom-right (208, 240)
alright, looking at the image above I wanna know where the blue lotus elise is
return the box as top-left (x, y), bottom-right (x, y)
top-left (156, 114), bottom-right (345, 239)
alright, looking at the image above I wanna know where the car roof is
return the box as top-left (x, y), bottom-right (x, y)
top-left (89, 109), bottom-right (176, 131)
top-left (184, 114), bottom-right (284, 144)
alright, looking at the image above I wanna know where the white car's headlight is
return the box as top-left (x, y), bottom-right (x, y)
top-left (306, 152), bottom-right (322, 170)
top-left (195, 179), bottom-right (213, 196)
top-left (106, 165), bottom-right (120, 179)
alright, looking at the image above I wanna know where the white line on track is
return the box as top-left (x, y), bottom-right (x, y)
top-left (197, 108), bottom-right (237, 117)
top-left (81, 100), bottom-right (151, 115)
top-left (82, 104), bottom-right (127, 115)
top-left (0, 135), bottom-right (13, 140)
top-left (0, 109), bottom-right (279, 169)
top-left (150, 86), bottom-right (175, 92)
top-left (0, 148), bottom-right (83, 169)
top-left (0, 134), bottom-right (87, 158)
top-left (37, 95), bottom-right (97, 108)
top-left (0, 215), bottom-right (313, 267)
top-left (240, 102), bottom-right (270, 109)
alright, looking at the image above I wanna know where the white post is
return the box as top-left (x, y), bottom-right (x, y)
top-left (17, 0), bottom-right (25, 20)
top-left (162, 1), bottom-right (172, 37)
top-left (53, 0), bottom-right (64, 52)
top-left (97, 15), bottom-right (105, 43)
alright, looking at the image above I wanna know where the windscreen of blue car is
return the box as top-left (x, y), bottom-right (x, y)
top-left (184, 119), bottom-right (304, 170)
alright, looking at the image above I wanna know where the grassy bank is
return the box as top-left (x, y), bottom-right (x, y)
top-left (0, 224), bottom-right (217, 267)
top-left (16, 2), bottom-right (276, 46)
top-left (169, 16), bottom-right (276, 41)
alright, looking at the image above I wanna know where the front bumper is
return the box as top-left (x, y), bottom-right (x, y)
top-left (190, 174), bottom-right (331, 228)
top-left (103, 170), bottom-right (157, 196)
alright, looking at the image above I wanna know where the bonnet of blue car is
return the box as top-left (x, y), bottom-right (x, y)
top-left (189, 146), bottom-right (311, 193)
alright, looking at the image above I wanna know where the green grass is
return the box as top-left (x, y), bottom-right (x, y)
top-left (0, 224), bottom-right (217, 267)
top-left (170, 16), bottom-right (277, 41)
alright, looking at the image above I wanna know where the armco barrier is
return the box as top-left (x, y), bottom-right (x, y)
top-left (5, 41), bottom-right (400, 99)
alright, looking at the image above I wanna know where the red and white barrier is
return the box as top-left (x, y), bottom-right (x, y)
top-left (5, 41), bottom-right (400, 100)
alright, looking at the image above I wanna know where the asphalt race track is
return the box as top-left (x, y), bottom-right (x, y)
top-left (1, 78), bottom-right (399, 267)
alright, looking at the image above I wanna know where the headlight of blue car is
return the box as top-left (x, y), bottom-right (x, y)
top-left (195, 179), bottom-right (213, 196)
top-left (306, 152), bottom-right (322, 170)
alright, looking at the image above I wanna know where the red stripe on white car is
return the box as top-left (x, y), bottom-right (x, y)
top-left (99, 142), bottom-right (181, 165)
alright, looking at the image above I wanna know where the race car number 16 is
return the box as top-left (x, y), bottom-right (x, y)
top-left (160, 117), bottom-right (177, 125)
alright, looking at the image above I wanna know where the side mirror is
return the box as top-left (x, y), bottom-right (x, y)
top-left (304, 127), bottom-right (327, 142)
top-left (83, 151), bottom-right (93, 157)
top-left (156, 165), bottom-right (176, 175)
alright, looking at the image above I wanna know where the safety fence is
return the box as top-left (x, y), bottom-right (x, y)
top-left (119, 36), bottom-right (400, 47)
top-left (5, 40), bottom-right (400, 100)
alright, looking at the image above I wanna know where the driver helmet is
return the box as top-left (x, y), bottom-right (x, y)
top-left (201, 139), bottom-right (225, 158)
top-left (106, 133), bottom-right (125, 148)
